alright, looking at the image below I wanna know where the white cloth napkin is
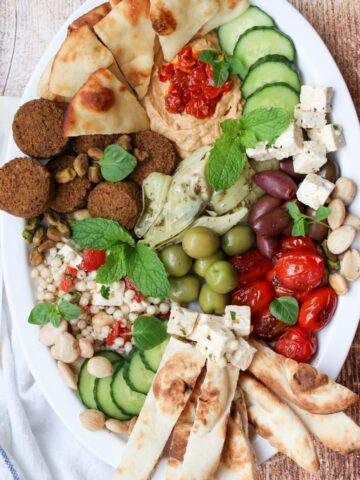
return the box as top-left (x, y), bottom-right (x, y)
top-left (0, 97), bottom-right (114, 480)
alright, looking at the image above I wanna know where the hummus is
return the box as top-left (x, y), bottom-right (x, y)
top-left (143, 34), bottom-right (242, 158)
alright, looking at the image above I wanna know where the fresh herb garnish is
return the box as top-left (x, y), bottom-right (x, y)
top-left (269, 296), bottom-right (299, 325)
top-left (198, 49), bottom-right (244, 87)
top-left (28, 300), bottom-right (82, 327)
top-left (287, 202), bottom-right (331, 237)
top-left (133, 316), bottom-right (168, 350)
top-left (96, 244), bottom-right (127, 285)
top-left (230, 311), bottom-right (236, 321)
top-left (208, 108), bottom-right (291, 191)
top-left (71, 217), bottom-right (134, 250)
top-left (100, 285), bottom-right (111, 300)
top-left (99, 144), bottom-right (137, 182)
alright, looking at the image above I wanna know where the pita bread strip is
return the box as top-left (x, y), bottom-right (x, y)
top-left (68, 3), bottom-right (111, 32)
top-left (200, 0), bottom-right (250, 35)
top-left (248, 339), bottom-right (358, 414)
top-left (239, 373), bottom-right (320, 473)
top-left (63, 68), bottom-right (150, 137)
top-left (114, 338), bottom-right (206, 480)
top-left (37, 58), bottom-right (70, 103)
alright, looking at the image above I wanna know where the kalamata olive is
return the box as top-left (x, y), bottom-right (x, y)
top-left (306, 207), bottom-right (328, 242)
top-left (257, 236), bottom-right (280, 259)
top-left (252, 171), bottom-right (298, 200)
top-left (252, 207), bottom-right (292, 237)
top-left (279, 158), bottom-right (306, 181)
top-left (318, 160), bottom-right (340, 183)
top-left (248, 195), bottom-right (283, 225)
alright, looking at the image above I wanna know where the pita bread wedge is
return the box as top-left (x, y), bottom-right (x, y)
top-left (200, 0), bottom-right (250, 35)
top-left (248, 338), bottom-right (358, 414)
top-left (68, 3), bottom-right (111, 32)
top-left (63, 68), bottom-right (150, 137)
top-left (114, 338), bottom-right (206, 480)
top-left (37, 58), bottom-right (70, 102)
top-left (239, 373), bottom-right (320, 473)
top-left (94, 0), bottom-right (155, 99)
top-left (149, 0), bottom-right (219, 61)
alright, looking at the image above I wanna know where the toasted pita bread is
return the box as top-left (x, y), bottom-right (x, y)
top-left (248, 339), bottom-right (358, 414)
top-left (37, 58), bottom-right (70, 102)
top-left (149, 0), bottom-right (219, 61)
top-left (94, 0), bottom-right (155, 99)
top-left (200, 0), bottom-right (250, 35)
top-left (68, 3), bottom-right (111, 32)
top-left (239, 373), bottom-right (319, 473)
top-left (63, 68), bottom-right (150, 137)
top-left (114, 338), bottom-right (206, 480)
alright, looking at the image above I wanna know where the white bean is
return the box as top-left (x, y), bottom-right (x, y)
top-left (332, 177), bottom-right (357, 205)
top-left (340, 249), bottom-right (360, 282)
top-left (328, 199), bottom-right (346, 230)
top-left (344, 213), bottom-right (360, 231)
top-left (329, 273), bottom-right (348, 296)
top-left (327, 226), bottom-right (356, 255)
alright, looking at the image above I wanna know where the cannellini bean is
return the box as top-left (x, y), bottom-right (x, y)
top-left (332, 177), bottom-right (357, 205)
top-left (92, 312), bottom-right (115, 331)
top-left (327, 226), bottom-right (356, 255)
top-left (79, 337), bottom-right (94, 358)
top-left (57, 361), bottom-right (77, 389)
top-left (327, 199), bottom-right (346, 230)
top-left (340, 249), bottom-right (360, 282)
top-left (38, 320), bottom-right (68, 346)
top-left (105, 419), bottom-right (128, 434)
top-left (344, 213), bottom-right (360, 231)
top-left (80, 410), bottom-right (105, 431)
top-left (87, 356), bottom-right (113, 378)
top-left (51, 332), bottom-right (80, 363)
top-left (329, 273), bottom-right (348, 296)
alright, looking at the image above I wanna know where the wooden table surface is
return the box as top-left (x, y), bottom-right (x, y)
top-left (1, 1), bottom-right (360, 478)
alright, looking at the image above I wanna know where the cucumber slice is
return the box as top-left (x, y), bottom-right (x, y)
top-left (219, 6), bottom-right (275, 55)
top-left (243, 82), bottom-right (300, 116)
top-left (124, 351), bottom-right (155, 395)
top-left (77, 351), bottom-right (122, 409)
top-left (140, 338), bottom-right (169, 373)
top-left (234, 27), bottom-right (296, 79)
top-left (111, 365), bottom-right (146, 416)
top-left (242, 55), bottom-right (301, 98)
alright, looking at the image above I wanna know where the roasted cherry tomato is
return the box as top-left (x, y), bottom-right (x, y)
top-left (252, 306), bottom-right (289, 340)
top-left (298, 287), bottom-right (337, 333)
top-left (275, 326), bottom-right (318, 362)
top-left (80, 249), bottom-right (106, 271)
top-left (231, 280), bottom-right (274, 315)
top-left (230, 249), bottom-right (272, 286)
top-left (279, 236), bottom-right (316, 253)
top-left (59, 266), bottom-right (78, 292)
top-left (274, 251), bottom-right (325, 291)
top-left (267, 269), bottom-right (312, 303)
top-left (105, 321), bottom-right (131, 346)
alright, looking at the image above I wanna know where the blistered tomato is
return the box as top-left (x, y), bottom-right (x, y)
top-left (231, 280), bottom-right (274, 315)
top-left (279, 236), bottom-right (317, 253)
top-left (275, 326), bottom-right (318, 362)
top-left (298, 287), bottom-right (337, 333)
top-left (80, 249), bottom-right (106, 271)
top-left (274, 251), bottom-right (325, 291)
top-left (267, 269), bottom-right (313, 303)
top-left (230, 249), bottom-right (272, 286)
top-left (252, 306), bottom-right (289, 340)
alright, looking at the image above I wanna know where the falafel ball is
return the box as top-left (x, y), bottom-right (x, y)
top-left (71, 134), bottom-right (119, 155)
top-left (130, 131), bottom-right (177, 185)
top-left (12, 99), bottom-right (70, 158)
top-left (88, 181), bottom-right (142, 229)
top-left (0, 157), bottom-right (53, 218)
top-left (47, 155), bottom-right (92, 213)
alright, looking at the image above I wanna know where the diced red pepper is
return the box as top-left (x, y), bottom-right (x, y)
top-left (80, 249), bottom-right (106, 271)
top-left (105, 321), bottom-right (131, 346)
top-left (59, 266), bottom-right (78, 292)
top-left (124, 276), bottom-right (142, 303)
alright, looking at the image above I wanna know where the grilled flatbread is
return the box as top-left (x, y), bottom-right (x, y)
top-left (149, 0), bottom-right (219, 61)
top-left (63, 68), bottom-right (150, 137)
top-left (248, 339), bottom-right (358, 414)
top-left (94, 0), bottom-right (155, 99)
top-left (37, 58), bottom-right (70, 102)
top-left (114, 338), bottom-right (206, 480)
top-left (68, 2), bottom-right (111, 32)
top-left (200, 0), bottom-right (250, 35)
top-left (239, 373), bottom-right (320, 473)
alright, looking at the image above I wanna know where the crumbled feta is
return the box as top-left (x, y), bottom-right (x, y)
top-left (58, 242), bottom-right (82, 268)
top-left (92, 281), bottom-right (125, 307)
top-left (226, 337), bottom-right (257, 371)
top-left (300, 86), bottom-right (333, 113)
top-left (294, 104), bottom-right (327, 129)
top-left (188, 313), bottom-right (224, 342)
top-left (293, 141), bottom-right (327, 174)
top-left (296, 173), bottom-right (335, 210)
top-left (224, 305), bottom-right (251, 337)
top-left (246, 141), bottom-right (273, 161)
top-left (308, 124), bottom-right (345, 153)
top-left (167, 305), bottom-right (199, 338)
top-left (196, 319), bottom-right (235, 363)
top-left (268, 122), bottom-right (304, 160)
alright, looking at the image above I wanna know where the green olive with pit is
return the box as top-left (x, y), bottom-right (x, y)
top-left (159, 244), bottom-right (192, 277)
top-left (205, 260), bottom-right (238, 294)
top-left (182, 227), bottom-right (220, 260)
top-left (169, 275), bottom-right (201, 304)
top-left (221, 225), bottom-right (255, 256)
top-left (193, 250), bottom-right (225, 277)
top-left (199, 284), bottom-right (229, 314)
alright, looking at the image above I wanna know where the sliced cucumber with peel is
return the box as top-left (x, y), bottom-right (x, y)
top-left (219, 6), bottom-right (275, 55)
top-left (242, 55), bottom-right (301, 98)
top-left (140, 338), bottom-right (169, 373)
top-left (111, 365), bottom-right (146, 416)
top-left (243, 82), bottom-right (300, 116)
top-left (123, 351), bottom-right (155, 395)
top-left (234, 27), bottom-right (296, 79)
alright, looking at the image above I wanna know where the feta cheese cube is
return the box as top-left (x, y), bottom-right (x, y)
top-left (294, 104), bottom-right (327, 129)
top-left (300, 86), bottom-right (333, 113)
top-left (293, 141), bottom-right (327, 174)
top-left (268, 122), bottom-right (304, 160)
top-left (188, 313), bottom-right (224, 342)
top-left (296, 173), bottom-right (335, 210)
top-left (167, 305), bottom-right (199, 338)
top-left (226, 337), bottom-right (257, 371)
top-left (308, 124), bottom-right (345, 153)
top-left (92, 281), bottom-right (125, 307)
top-left (58, 242), bottom-right (83, 268)
top-left (224, 305), bottom-right (251, 337)
top-left (196, 319), bottom-right (235, 363)
top-left (246, 141), bottom-right (273, 161)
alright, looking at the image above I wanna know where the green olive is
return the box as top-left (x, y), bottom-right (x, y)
top-left (182, 227), bottom-right (220, 260)
top-left (199, 284), bottom-right (229, 314)
top-left (221, 225), bottom-right (255, 256)
top-left (193, 250), bottom-right (225, 277)
top-left (205, 260), bottom-right (237, 294)
top-left (159, 244), bottom-right (192, 277)
top-left (169, 275), bottom-right (201, 304)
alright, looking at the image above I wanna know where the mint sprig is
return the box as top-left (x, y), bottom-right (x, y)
top-left (269, 296), bottom-right (299, 325)
top-left (287, 203), bottom-right (331, 237)
top-left (71, 217), bottom-right (134, 250)
top-left (198, 49), bottom-right (243, 87)
top-left (133, 316), bottom-right (168, 350)
top-left (28, 300), bottom-right (82, 327)
top-left (99, 144), bottom-right (137, 182)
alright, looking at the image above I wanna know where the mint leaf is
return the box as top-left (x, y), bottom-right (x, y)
top-left (292, 219), bottom-right (308, 237)
top-left (99, 144), bottom-right (137, 182)
top-left (315, 206), bottom-right (331, 222)
top-left (133, 316), bottom-right (168, 350)
top-left (72, 217), bottom-right (134, 249)
top-left (126, 244), bottom-right (170, 297)
top-left (58, 300), bottom-right (82, 320)
top-left (208, 135), bottom-right (247, 191)
top-left (220, 118), bottom-right (241, 137)
top-left (212, 62), bottom-right (230, 87)
top-left (28, 303), bottom-right (61, 327)
top-left (238, 129), bottom-right (259, 149)
top-left (287, 201), bottom-right (302, 220)
top-left (197, 49), bottom-right (220, 64)
top-left (270, 297), bottom-right (299, 325)
top-left (96, 244), bottom-right (127, 284)
top-left (240, 108), bottom-right (291, 146)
